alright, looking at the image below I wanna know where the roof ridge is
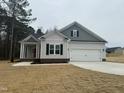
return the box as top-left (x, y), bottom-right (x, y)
top-left (75, 22), bottom-right (107, 42)
top-left (39, 30), bottom-right (69, 40)
top-left (59, 21), bottom-right (107, 42)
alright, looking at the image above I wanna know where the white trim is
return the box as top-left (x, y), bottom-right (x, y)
top-left (36, 44), bottom-right (40, 58)
top-left (67, 40), bottom-right (70, 59)
top-left (72, 29), bottom-right (78, 37)
top-left (20, 43), bottom-right (25, 58)
top-left (23, 42), bottom-right (39, 44)
top-left (49, 44), bottom-right (61, 55)
top-left (19, 35), bottom-right (39, 43)
top-left (20, 42), bottom-right (40, 59)
top-left (20, 43), bottom-right (23, 58)
top-left (70, 41), bottom-right (106, 44)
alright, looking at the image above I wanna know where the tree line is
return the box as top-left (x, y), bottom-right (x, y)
top-left (0, 0), bottom-right (42, 60)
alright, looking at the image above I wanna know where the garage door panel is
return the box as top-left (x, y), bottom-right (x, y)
top-left (70, 49), bottom-right (101, 62)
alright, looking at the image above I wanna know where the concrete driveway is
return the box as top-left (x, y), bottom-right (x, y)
top-left (70, 62), bottom-right (124, 75)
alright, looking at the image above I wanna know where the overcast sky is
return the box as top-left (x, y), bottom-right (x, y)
top-left (28, 0), bottom-right (124, 47)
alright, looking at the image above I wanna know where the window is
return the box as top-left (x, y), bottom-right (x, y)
top-left (50, 45), bottom-right (54, 54)
top-left (55, 45), bottom-right (60, 54)
top-left (71, 30), bottom-right (79, 37)
top-left (46, 44), bottom-right (63, 55)
top-left (73, 30), bottom-right (77, 37)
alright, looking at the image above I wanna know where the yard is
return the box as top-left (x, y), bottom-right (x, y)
top-left (107, 55), bottom-right (124, 63)
top-left (0, 62), bottom-right (124, 93)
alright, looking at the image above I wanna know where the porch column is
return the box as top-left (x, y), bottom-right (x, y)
top-left (36, 44), bottom-right (40, 58)
top-left (67, 39), bottom-right (70, 59)
top-left (20, 43), bottom-right (25, 59)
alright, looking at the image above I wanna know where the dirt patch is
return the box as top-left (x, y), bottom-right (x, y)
top-left (0, 61), bottom-right (124, 93)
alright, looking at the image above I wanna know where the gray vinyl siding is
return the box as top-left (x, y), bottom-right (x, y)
top-left (61, 24), bottom-right (104, 42)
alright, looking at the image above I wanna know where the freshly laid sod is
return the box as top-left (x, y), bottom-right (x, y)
top-left (0, 62), bottom-right (124, 93)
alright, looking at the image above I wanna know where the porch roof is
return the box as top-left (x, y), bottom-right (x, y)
top-left (19, 34), bottom-right (40, 43)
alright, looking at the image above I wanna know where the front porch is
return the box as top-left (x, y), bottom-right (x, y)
top-left (20, 42), bottom-right (40, 60)
top-left (19, 35), bottom-right (40, 60)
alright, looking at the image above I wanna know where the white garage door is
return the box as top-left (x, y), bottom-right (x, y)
top-left (70, 49), bottom-right (101, 62)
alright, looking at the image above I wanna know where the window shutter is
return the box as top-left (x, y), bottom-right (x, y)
top-left (77, 31), bottom-right (79, 37)
top-left (46, 44), bottom-right (49, 55)
top-left (71, 31), bottom-right (73, 37)
top-left (60, 44), bottom-right (63, 55)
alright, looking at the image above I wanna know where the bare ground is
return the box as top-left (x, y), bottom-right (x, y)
top-left (0, 62), bottom-right (124, 93)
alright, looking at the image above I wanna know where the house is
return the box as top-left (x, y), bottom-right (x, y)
top-left (106, 47), bottom-right (124, 55)
top-left (123, 48), bottom-right (124, 55)
top-left (19, 22), bottom-right (107, 63)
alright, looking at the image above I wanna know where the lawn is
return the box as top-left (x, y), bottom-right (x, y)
top-left (0, 62), bottom-right (124, 93)
top-left (107, 55), bottom-right (124, 63)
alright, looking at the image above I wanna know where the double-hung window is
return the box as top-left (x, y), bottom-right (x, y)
top-left (55, 45), bottom-right (60, 54)
top-left (73, 30), bottom-right (78, 37)
top-left (71, 30), bottom-right (79, 37)
top-left (50, 45), bottom-right (54, 54)
top-left (46, 44), bottom-right (63, 55)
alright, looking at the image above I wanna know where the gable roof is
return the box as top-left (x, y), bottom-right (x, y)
top-left (20, 21), bottom-right (107, 43)
top-left (40, 30), bottom-right (69, 40)
top-left (19, 34), bottom-right (39, 43)
top-left (60, 21), bottom-right (107, 42)
top-left (19, 32), bottom-right (44, 42)
top-left (33, 32), bottom-right (44, 39)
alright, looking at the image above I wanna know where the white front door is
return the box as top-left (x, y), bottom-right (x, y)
top-left (70, 49), bottom-right (101, 62)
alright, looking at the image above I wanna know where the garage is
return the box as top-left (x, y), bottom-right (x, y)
top-left (70, 49), bottom-right (101, 62)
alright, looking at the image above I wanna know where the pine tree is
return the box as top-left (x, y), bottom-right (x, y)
top-left (0, 0), bottom-right (36, 60)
